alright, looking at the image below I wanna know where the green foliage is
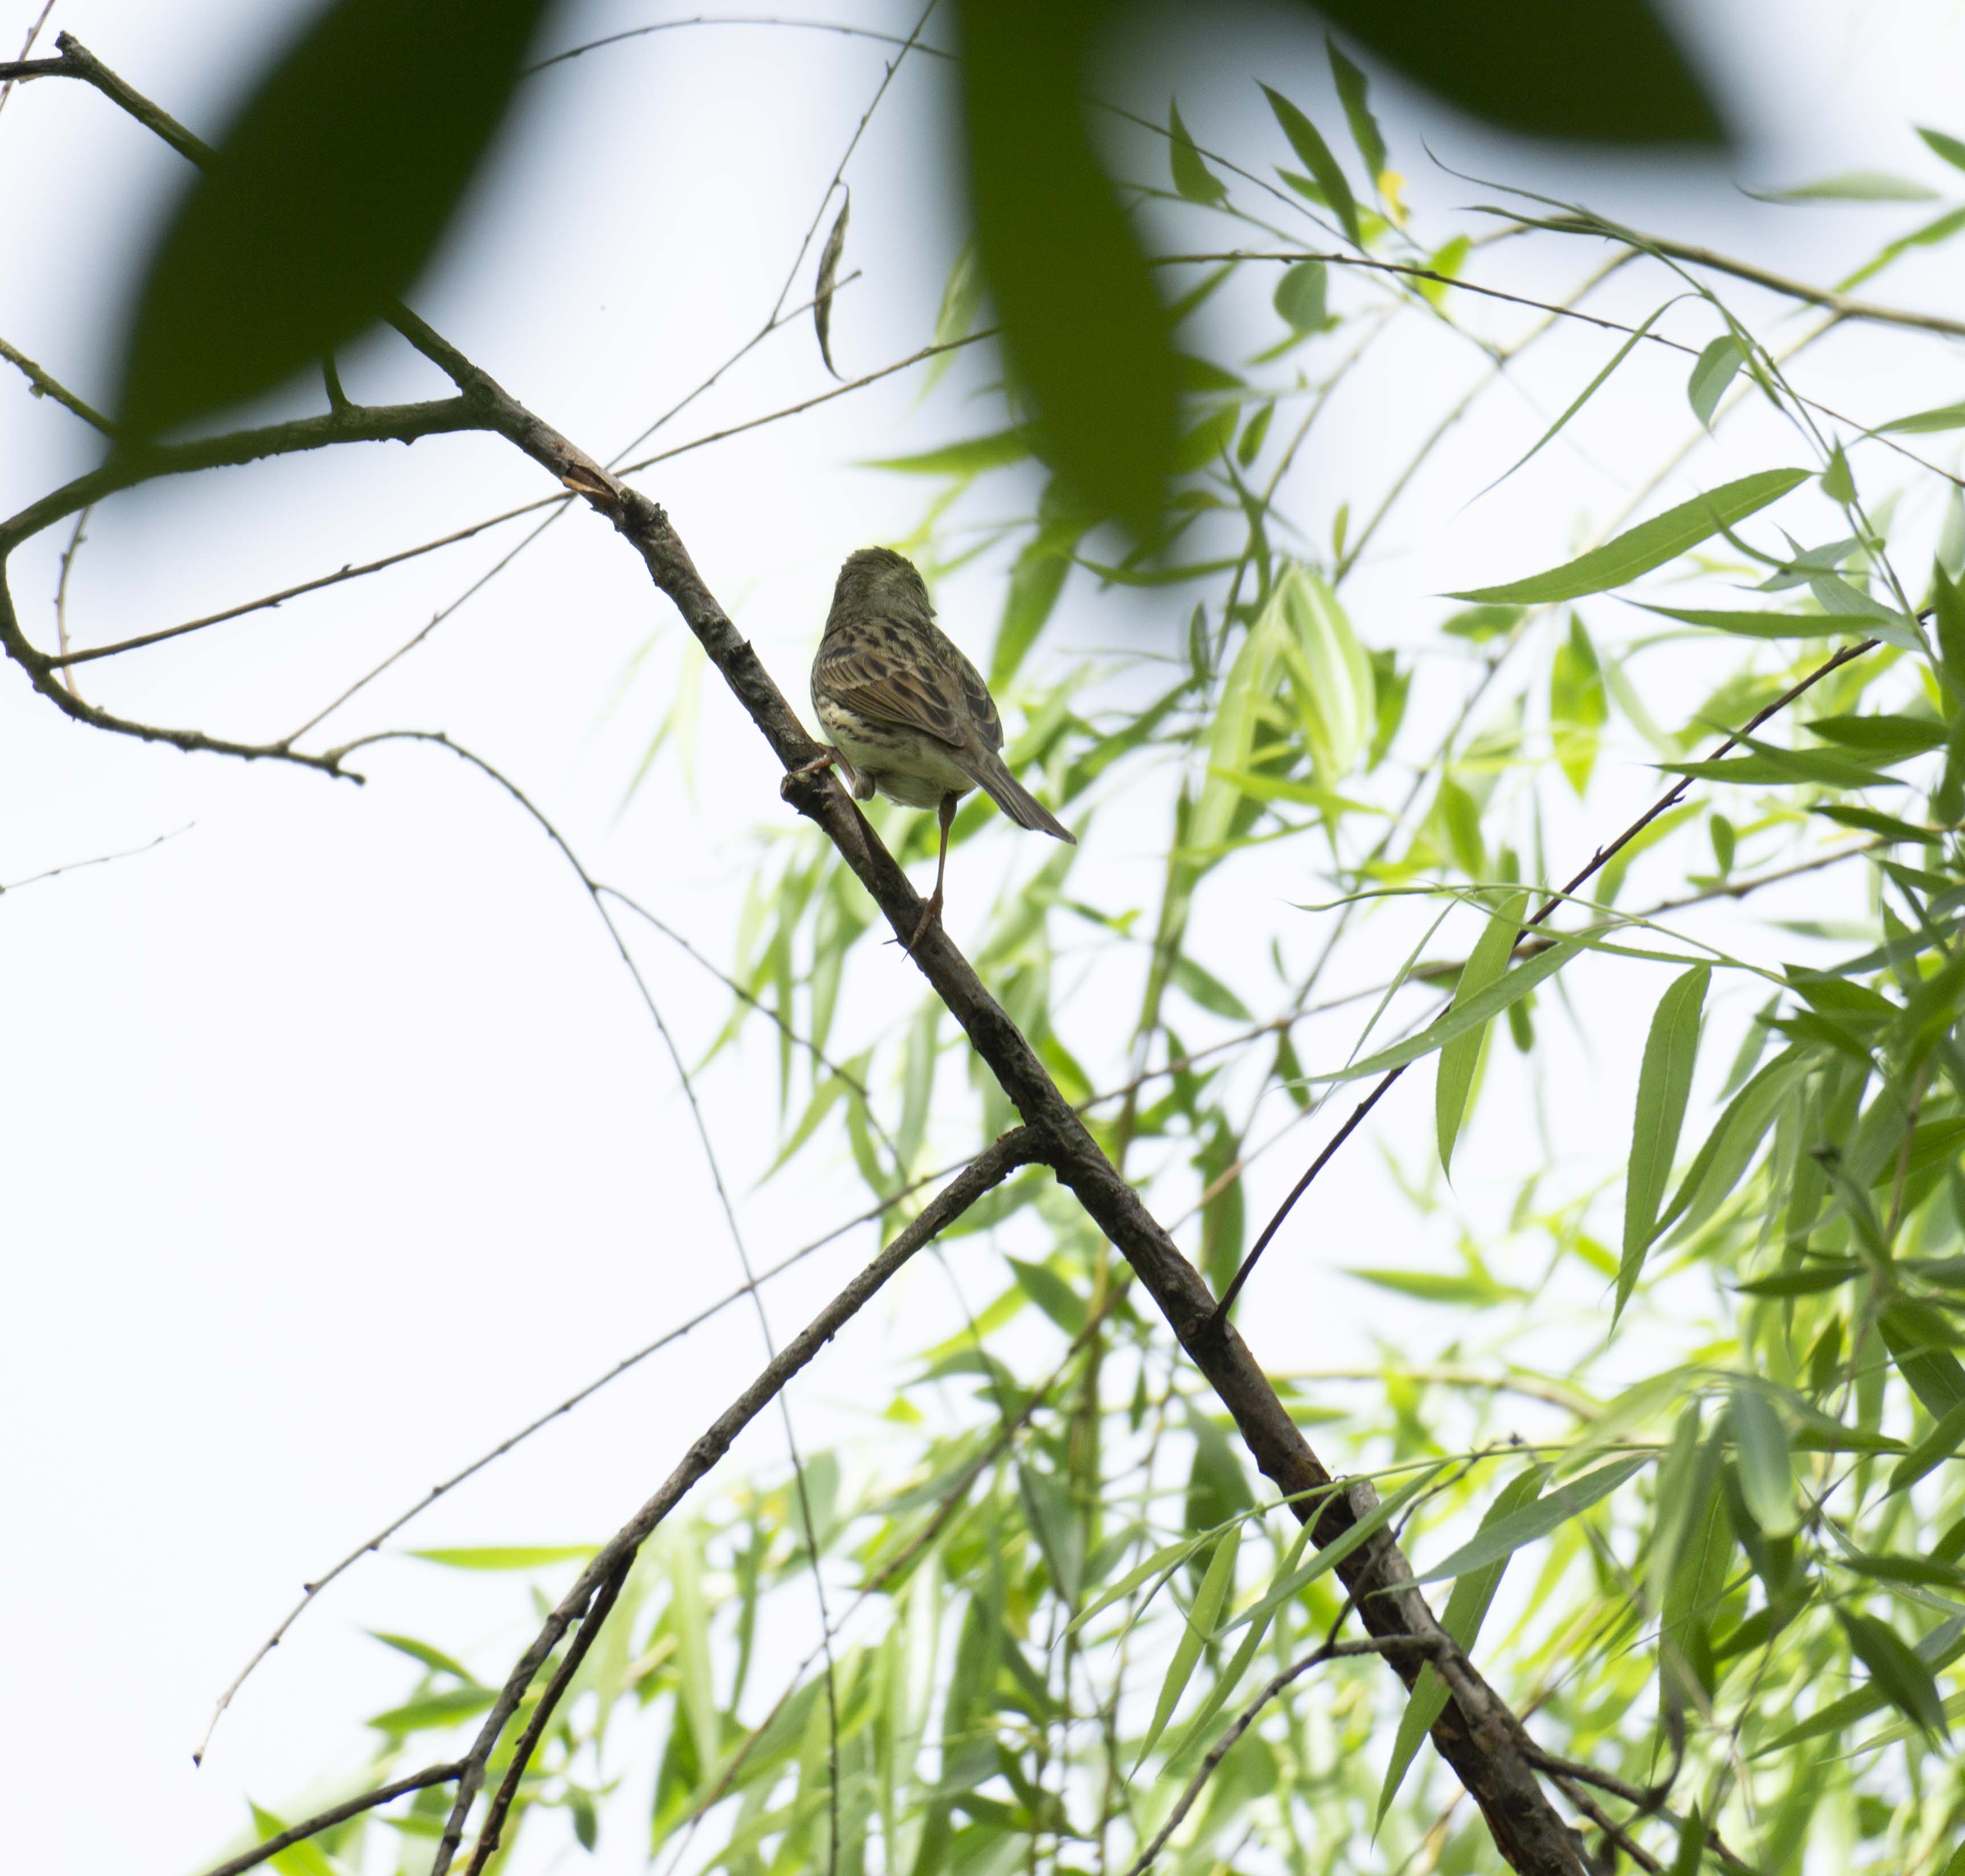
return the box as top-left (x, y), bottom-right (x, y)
top-left (116, 0), bottom-right (556, 436)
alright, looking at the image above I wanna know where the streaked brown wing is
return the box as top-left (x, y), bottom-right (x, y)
top-left (946, 637), bottom-right (1004, 753)
top-left (814, 623), bottom-right (965, 747)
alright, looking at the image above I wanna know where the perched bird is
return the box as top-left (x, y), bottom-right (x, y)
top-left (803, 546), bottom-right (1074, 945)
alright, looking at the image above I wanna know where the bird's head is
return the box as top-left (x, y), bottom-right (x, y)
top-left (829, 545), bottom-right (934, 628)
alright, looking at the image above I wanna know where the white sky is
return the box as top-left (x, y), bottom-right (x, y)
top-left (5, 1), bottom-right (1965, 1870)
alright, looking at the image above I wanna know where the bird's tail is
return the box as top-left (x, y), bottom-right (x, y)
top-left (964, 747), bottom-right (1076, 844)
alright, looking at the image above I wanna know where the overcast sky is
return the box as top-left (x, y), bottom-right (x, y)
top-left (6, 2), bottom-right (1965, 1870)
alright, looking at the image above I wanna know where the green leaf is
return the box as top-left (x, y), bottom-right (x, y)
top-left (1550, 614), bottom-right (1606, 794)
top-left (249, 1806), bottom-right (338, 1876)
top-left (1276, 567), bottom-right (1375, 781)
top-left (1687, 334), bottom-right (1746, 428)
top-left (1731, 1384), bottom-right (1795, 1535)
top-left (1378, 1465), bottom-right (1543, 1824)
top-left (1436, 890), bottom-right (1528, 1176)
top-left (1759, 1617), bottom-right (1965, 1752)
top-left (1448, 469), bottom-right (1810, 604)
top-left (1637, 603), bottom-right (1859, 640)
top-left (115, 0), bottom-right (554, 437)
top-left (1617, 964), bottom-right (1709, 1319)
top-left (924, 242), bottom-right (985, 394)
top-left (1919, 125), bottom-right (1965, 173)
top-left (959, 0), bottom-right (1177, 536)
top-left (366, 1685), bottom-right (500, 1735)
top-left (1306, 934), bottom-right (1590, 1084)
top-left (1272, 260), bottom-right (1332, 333)
top-left (1306, 1), bottom-right (1724, 144)
top-left (1660, 737), bottom-right (1895, 791)
top-left (1415, 1455), bottom-right (1649, 1583)
top-left (408, 1544), bottom-right (597, 1570)
top-left (1139, 1524), bottom-right (1239, 1763)
top-left (1325, 38), bottom-right (1388, 185)
top-left (1749, 170), bottom-right (1941, 202)
top-left (1881, 400), bottom-right (1965, 436)
top-left (1007, 1257), bottom-right (1087, 1336)
top-left (1260, 87), bottom-right (1361, 246)
top-left (369, 1632), bottom-right (477, 1682)
top-left (867, 429), bottom-right (1035, 477)
top-left (1170, 954), bottom-right (1254, 1020)
top-left (1168, 99), bottom-right (1227, 204)
top-left (1344, 1268), bottom-right (1528, 1307)
top-left (1838, 1609), bottom-right (1951, 1738)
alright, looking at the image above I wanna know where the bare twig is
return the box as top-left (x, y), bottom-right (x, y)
top-left (0, 334), bottom-right (113, 432)
top-left (0, 0), bottom-right (57, 118)
top-left (0, 824), bottom-right (189, 896)
top-left (51, 501), bottom-right (87, 697)
top-left (193, 1762), bottom-right (465, 1876)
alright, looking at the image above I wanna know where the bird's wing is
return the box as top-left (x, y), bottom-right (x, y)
top-left (815, 623), bottom-right (966, 747)
top-left (946, 637), bottom-right (1004, 754)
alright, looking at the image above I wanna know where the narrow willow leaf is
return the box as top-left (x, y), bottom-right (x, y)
top-left (116, 0), bottom-right (555, 436)
top-left (1139, 1524), bottom-right (1239, 1763)
top-left (1166, 1522), bottom-right (1312, 1763)
top-left (1376, 1464), bottom-right (1542, 1824)
top-left (1168, 99), bottom-right (1227, 204)
top-left (1669, 1806), bottom-right (1705, 1876)
top-left (1325, 38), bottom-right (1387, 185)
top-left (1758, 1618), bottom-right (1965, 1752)
top-left (1222, 1472), bottom-right (1440, 1637)
top-left (923, 243), bottom-right (984, 394)
top-left (1687, 334), bottom-right (1746, 428)
top-left (249, 1806), bottom-right (339, 1876)
top-left (1731, 1384), bottom-right (1796, 1535)
top-left (408, 1545), bottom-right (596, 1570)
top-left (1637, 603), bottom-right (1854, 639)
top-left (1617, 965), bottom-right (1709, 1319)
top-left (1064, 1536), bottom-right (1205, 1637)
top-left (1007, 1258), bottom-right (1087, 1336)
top-left (813, 192), bottom-right (850, 378)
top-left (1260, 87), bottom-right (1361, 245)
top-left (369, 1632), bottom-right (477, 1682)
top-left (1278, 567), bottom-right (1374, 781)
top-left (1550, 614), bottom-right (1606, 794)
top-left (867, 430), bottom-right (1034, 476)
top-left (1436, 890), bottom-right (1528, 1177)
top-left (1838, 1609), bottom-right (1951, 1738)
top-left (1880, 402), bottom-right (1965, 436)
top-left (1447, 469), bottom-right (1810, 604)
top-left (1307, 935), bottom-right (1590, 1084)
top-left (1415, 1455), bottom-right (1649, 1583)
top-left (1747, 170), bottom-right (1940, 202)
top-left (1919, 125), bottom-right (1965, 173)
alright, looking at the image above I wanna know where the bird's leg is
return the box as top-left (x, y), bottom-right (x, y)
top-left (788, 743), bottom-right (871, 799)
top-left (907, 793), bottom-right (959, 950)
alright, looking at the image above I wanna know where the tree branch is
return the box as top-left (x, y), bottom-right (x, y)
top-left (0, 334), bottom-right (114, 433)
top-left (423, 1125), bottom-right (1039, 1876)
top-left (193, 1761), bottom-right (466, 1876)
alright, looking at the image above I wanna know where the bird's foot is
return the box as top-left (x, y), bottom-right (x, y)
top-left (897, 889), bottom-right (943, 954)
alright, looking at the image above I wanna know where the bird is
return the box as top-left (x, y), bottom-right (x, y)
top-left (801, 546), bottom-right (1074, 946)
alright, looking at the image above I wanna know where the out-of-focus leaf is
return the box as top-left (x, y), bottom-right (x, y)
top-left (1838, 1609), bottom-right (1950, 1738)
top-left (249, 1806), bottom-right (338, 1876)
top-left (1660, 738), bottom-right (1894, 790)
top-left (1345, 1267), bottom-right (1527, 1307)
top-left (1305, 0), bottom-right (1725, 145)
top-left (1378, 1465), bottom-right (1542, 1823)
top-left (1007, 1257), bottom-right (1087, 1337)
top-left (409, 1545), bottom-right (595, 1570)
top-left (1325, 38), bottom-right (1387, 186)
top-left (369, 1632), bottom-right (477, 1682)
top-left (957, 0), bottom-right (1177, 536)
top-left (1638, 603), bottom-right (1855, 639)
top-left (1747, 170), bottom-right (1941, 202)
top-left (367, 1685), bottom-right (500, 1735)
top-left (1919, 126), bottom-right (1965, 173)
top-left (924, 242), bottom-right (985, 394)
top-left (1272, 260), bottom-right (1333, 334)
top-left (1617, 964), bottom-right (1709, 1319)
top-left (1436, 889), bottom-right (1527, 1177)
top-left (116, 0), bottom-right (557, 436)
top-left (1260, 87), bottom-right (1361, 246)
top-left (1686, 333), bottom-right (1746, 428)
top-left (1416, 1456), bottom-right (1649, 1582)
top-left (1139, 1524), bottom-right (1238, 1763)
top-left (1550, 613), bottom-right (1606, 794)
top-left (1448, 469), bottom-right (1810, 604)
top-left (1168, 99), bottom-right (1227, 204)
top-left (1758, 1617), bottom-right (1965, 1752)
top-left (813, 191), bottom-right (850, 377)
top-left (1731, 1384), bottom-right (1796, 1535)
top-left (1275, 567), bottom-right (1374, 781)
top-left (1880, 401), bottom-right (1965, 436)
top-left (867, 429), bottom-right (1035, 476)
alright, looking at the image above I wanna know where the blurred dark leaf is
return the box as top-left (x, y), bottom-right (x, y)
top-left (957, 0), bottom-right (1177, 538)
top-left (1305, 0), bottom-right (1725, 145)
top-left (1260, 87), bottom-right (1361, 246)
top-left (1325, 37), bottom-right (1387, 185)
top-left (813, 191), bottom-right (850, 378)
top-left (116, 0), bottom-right (557, 436)
top-left (1166, 98), bottom-right (1226, 204)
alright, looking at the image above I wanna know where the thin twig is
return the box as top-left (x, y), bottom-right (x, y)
top-left (0, 334), bottom-right (112, 432)
top-left (0, 825), bottom-right (190, 896)
top-left (0, 0), bottom-right (56, 118)
top-left (51, 501), bottom-right (87, 697)
top-left (1214, 635), bottom-right (1880, 1319)
top-left (192, 1762), bottom-right (465, 1876)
